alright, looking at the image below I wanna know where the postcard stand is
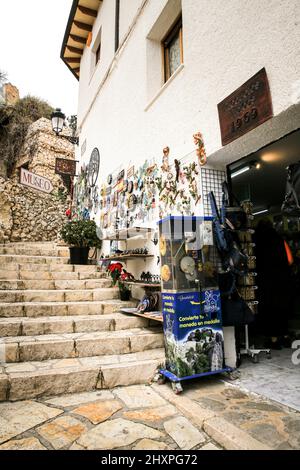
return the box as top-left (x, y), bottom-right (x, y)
top-left (157, 215), bottom-right (233, 393)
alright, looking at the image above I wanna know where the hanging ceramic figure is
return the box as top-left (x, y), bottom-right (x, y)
top-left (162, 146), bottom-right (170, 172)
top-left (174, 159), bottom-right (180, 182)
top-left (193, 132), bottom-right (207, 166)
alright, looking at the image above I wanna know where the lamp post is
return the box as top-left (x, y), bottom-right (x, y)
top-left (51, 108), bottom-right (79, 145)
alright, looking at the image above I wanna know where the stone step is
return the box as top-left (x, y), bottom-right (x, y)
top-left (0, 254), bottom-right (69, 265)
top-left (0, 279), bottom-right (111, 290)
top-left (0, 263), bottom-right (103, 273)
top-left (0, 300), bottom-right (135, 318)
top-left (0, 246), bottom-right (70, 257)
top-left (0, 288), bottom-right (119, 303)
top-left (0, 270), bottom-right (106, 281)
top-left (0, 327), bottom-right (164, 363)
top-left (0, 312), bottom-right (151, 337)
top-left (0, 349), bottom-right (166, 401)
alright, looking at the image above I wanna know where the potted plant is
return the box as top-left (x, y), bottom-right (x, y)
top-left (60, 220), bottom-right (102, 265)
top-left (107, 262), bottom-right (133, 301)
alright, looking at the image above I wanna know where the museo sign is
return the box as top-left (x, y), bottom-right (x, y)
top-left (20, 168), bottom-right (54, 194)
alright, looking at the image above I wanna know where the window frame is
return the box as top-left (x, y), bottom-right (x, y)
top-left (162, 16), bottom-right (183, 83)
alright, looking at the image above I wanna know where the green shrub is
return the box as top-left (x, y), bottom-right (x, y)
top-left (60, 220), bottom-right (102, 248)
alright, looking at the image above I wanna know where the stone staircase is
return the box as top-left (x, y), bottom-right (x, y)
top-left (0, 243), bottom-right (165, 402)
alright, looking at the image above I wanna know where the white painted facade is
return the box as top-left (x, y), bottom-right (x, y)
top-left (77, 0), bottom-right (300, 175)
top-left (72, 0), bottom-right (300, 368)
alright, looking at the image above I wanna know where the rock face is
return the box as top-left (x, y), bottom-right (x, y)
top-left (0, 118), bottom-right (74, 243)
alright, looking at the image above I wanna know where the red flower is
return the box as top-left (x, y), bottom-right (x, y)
top-left (107, 262), bottom-right (123, 273)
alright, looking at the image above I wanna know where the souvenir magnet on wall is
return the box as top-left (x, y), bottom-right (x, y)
top-left (174, 159), bottom-right (180, 182)
top-left (128, 194), bottom-right (137, 211)
top-left (103, 213), bottom-right (108, 229)
top-left (127, 181), bottom-right (134, 193)
top-left (117, 169), bottom-right (125, 182)
top-left (113, 192), bottom-right (118, 207)
top-left (162, 147), bottom-right (170, 172)
top-left (193, 132), bottom-right (207, 166)
top-left (127, 166), bottom-right (135, 178)
top-left (123, 180), bottom-right (128, 193)
top-left (138, 178), bottom-right (144, 190)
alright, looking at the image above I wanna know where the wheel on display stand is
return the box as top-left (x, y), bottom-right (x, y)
top-left (251, 354), bottom-right (259, 364)
top-left (172, 382), bottom-right (183, 394)
top-left (153, 373), bottom-right (166, 385)
top-left (226, 370), bottom-right (240, 381)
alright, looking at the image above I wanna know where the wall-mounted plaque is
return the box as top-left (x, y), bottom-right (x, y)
top-left (218, 68), bottom-right (273, 146)
top-left (55, 158), bottom-right (77, 176)
top-left (20, 168), bottom-right (53, 194)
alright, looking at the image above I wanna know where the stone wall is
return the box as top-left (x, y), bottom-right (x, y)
top-left (2, 83), bottom-right (20, 106)
top-left (0, 117), bottom-right (75, 243)
top-left (0, 177), bottom-right (70, 243)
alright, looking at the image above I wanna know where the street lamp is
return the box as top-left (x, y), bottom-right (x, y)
top-left (51, 108), bottom-right (79, 145)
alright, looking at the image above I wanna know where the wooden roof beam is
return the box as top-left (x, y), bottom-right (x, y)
top-left (70, 34), bottom-right (86, 44)
top-left (73, 67), bottom-right (80, 73)
top-left (66, 45), bottom-right (84, 54)
top-left (65, 57), bottom-right (81, 64)
top-left (73, 20), bottom-right (93, 32)
top-left (78, 5), bottom-right (98, 18)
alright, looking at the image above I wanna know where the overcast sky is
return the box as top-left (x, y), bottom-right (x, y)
top-left (0, 0), bottom-right (78, 117)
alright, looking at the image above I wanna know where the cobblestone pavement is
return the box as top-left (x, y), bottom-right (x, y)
top-left (0, 379), bottom-right (299, 451)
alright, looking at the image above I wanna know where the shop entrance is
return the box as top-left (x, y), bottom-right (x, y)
top-left (227, 128), bottom-right (300, 411)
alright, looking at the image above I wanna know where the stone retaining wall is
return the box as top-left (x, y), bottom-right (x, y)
top-left (0, 177), bottom-right (71, 242)
top-left (0, 117), bottom-right (74, 243)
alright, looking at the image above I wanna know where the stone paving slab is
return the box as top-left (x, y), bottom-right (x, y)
top-left (73, 399), bottom-right (123, 424)
top-left (76, 418), bottom-right (164, 450)
top-left (36, 416), bottom-right (88, 450)
top-left (164, 416), bottom-right (206, 450)
top-left (0, 400), bottom-right (62, 444)
top-left (45, 390), bottom-right (115, 407)
top-left (0, 437), bottom-right (47, 450)
top-left (0, 380), bottom-right (300, 450)
top-left (114, 385), bottom-right (167, 409)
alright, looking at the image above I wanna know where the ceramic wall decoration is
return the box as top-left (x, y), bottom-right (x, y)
top-left (193, 132), bottom-right (207, 166)
top-left (127, 180), bottom-right (134, 193)
top-left (97, 142), bottom-right (204, 234)
top-left (162, 147), bottom-right (170, 172)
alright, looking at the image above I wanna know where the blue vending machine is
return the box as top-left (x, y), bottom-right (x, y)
top-left (158, 216), bottom-right (232, 393)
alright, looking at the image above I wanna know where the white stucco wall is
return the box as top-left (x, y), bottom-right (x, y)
top-left (77, 0), bottom-right (300, 178)
top-left (71, 0), bottom-right (300, 365)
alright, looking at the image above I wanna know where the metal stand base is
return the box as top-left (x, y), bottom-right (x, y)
top-left (155, 367), bottom-right (234, 394)
top-left (240, 325), bottom-right (271, 363)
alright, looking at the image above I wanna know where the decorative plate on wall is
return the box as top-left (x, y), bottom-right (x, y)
top-left (88, 148), bottom-right (100, 188)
